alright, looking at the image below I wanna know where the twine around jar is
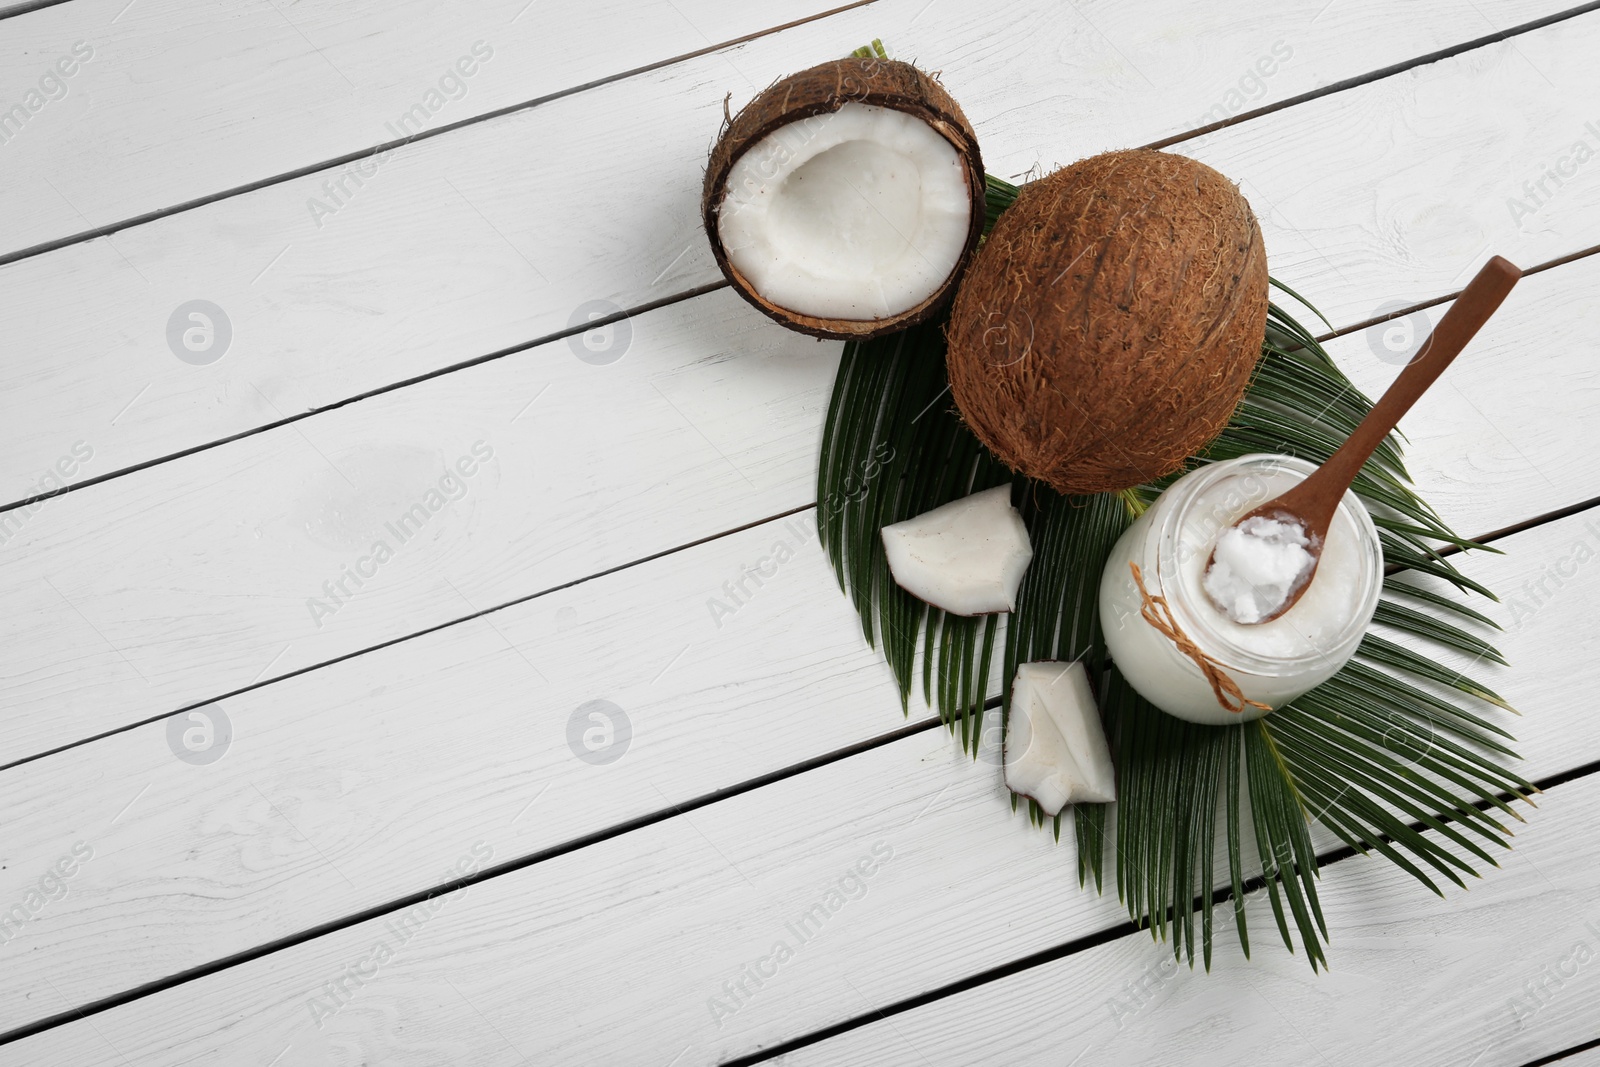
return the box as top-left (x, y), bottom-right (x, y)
top-left (1128, 562), bottom-right (1270, 715)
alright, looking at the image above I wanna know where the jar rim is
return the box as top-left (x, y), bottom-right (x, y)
top-left (1147, 454), bottom-right (1384, 676)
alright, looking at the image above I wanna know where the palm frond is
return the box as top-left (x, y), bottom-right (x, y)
top-left (815, 175), bottom-right (1527, 969)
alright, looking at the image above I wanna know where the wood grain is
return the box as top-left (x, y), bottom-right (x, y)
top-left (2, 0), bottom-right (1598, 767)
top-left (0, 504), bottom-right (1586, 1051)
top-left (2, 0), bottom-right (1579, 260)
top-left (23, 734), bottom-right (1599, 1066)
top-left (1, 0), bottom-right (1592, 509)
top-left (3, 236), bottom-right (1595, 772)
top-left (0, 513), bottom-right (930, 1034)
top-left (773, 772), bottom-right (1600, 1067)
top-left (1184, 11), bottom-right (1600, 331)
top-left (0, 289), bottom-right (833, 764)
top-left (1320, 254), bottom-right (1600, 537)
top-left (0, 0), bottom-right (857, 258)
top-left (1, 1), bottom-right (1593, 1059)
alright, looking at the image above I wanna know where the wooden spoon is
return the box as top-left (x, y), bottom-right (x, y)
top-left (1204, 255), bottom-right (1522, 624)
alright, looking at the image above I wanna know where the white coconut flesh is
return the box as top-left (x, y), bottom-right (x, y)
top-left (717, 102), bottom-right (973, 321)
top-left (1003, 662), bottom-right (1117, 815)
top-left (880, 485), bottom-right (1033, 616)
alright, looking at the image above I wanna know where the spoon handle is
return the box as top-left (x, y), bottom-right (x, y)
top-left (1291, 256), bottom-right (1522, 527)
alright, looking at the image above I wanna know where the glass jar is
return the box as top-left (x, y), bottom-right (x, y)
top-left (1097, 454), bottom-right (1383, 726)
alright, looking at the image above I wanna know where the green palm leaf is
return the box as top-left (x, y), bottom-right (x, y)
top-left (816, 175), bottom-right (1531, 970)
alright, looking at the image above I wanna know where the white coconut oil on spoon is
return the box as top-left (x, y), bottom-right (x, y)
top-left (1202, 515), bottom-right (1314, 624)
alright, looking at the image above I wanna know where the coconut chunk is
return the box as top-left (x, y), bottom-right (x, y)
top-left (1003, 661), bottom-right (1116, 814)
top-left (880, 486), bottom-right (1032, 615)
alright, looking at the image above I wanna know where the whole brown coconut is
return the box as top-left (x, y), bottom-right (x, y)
top-left (946, 150), bottom-right (1269, 495)
top-left (702, 57), bottom-right (985, 340)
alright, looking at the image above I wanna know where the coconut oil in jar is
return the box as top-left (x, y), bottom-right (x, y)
top-left (1097, 454), bottom-right (1383, 725)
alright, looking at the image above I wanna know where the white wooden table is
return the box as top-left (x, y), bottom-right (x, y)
top-left (1, 1), bottom-right (1597, 1063)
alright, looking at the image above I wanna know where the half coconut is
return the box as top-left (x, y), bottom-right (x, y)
top-left (702, 56), bottom-right (985, 339)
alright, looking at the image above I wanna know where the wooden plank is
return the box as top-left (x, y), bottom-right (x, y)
top-left (0, 0), bottom-right (1574, 260)
top-left (3, 223), bottom-right (1595, 769)
top-left (0, 0), bottom-right (857, 259)
top-left (1, 0), bottom-right (1594, 760)
top-left (0, 288), bottom-right (835, 765)
top-left (0, 3), bottom-right (1589, 1062)
top-left (14, 235), bottom-right (1586, 1031)
top-left (768, 776), bottom-right (1600, 1067)
top-left (1318, 250), bottom-right (1600, 538)
top-left (1, 0), bottom-right (1590, 508)
top-left (0, 512), bottom-right (938, 1035)
top-left (0, 505), bottom-right (1588, 1058)
top-left (1182, 9), bottom-right (1600, 331)
top-left (8, 723), bottom-right (1092, 1066)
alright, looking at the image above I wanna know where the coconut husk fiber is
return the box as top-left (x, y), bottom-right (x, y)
top-left (702, 57), bottom-right (985, 340)
top-left (946, 149), bottom-right (1269, 495)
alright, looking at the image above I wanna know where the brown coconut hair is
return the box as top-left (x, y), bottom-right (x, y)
top-left (702, 57), bottom-right (986, 341)
top-left (945, 149), bottom-right (1269, 495)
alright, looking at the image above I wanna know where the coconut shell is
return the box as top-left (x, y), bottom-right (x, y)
top-left (946, 149), bottom-right (1269, 495)
top-left (702, 57), bottom-right (985, 340)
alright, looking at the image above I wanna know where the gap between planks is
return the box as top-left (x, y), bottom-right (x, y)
top-left (3, 7), bottom-right (1594, 1053)
top-left (719, 757), bottom-right (1600, 1067)
top-left (3, 237), bottom-right (1595, 774)
top-left (4, 0), bottom-right (1597, 532)
top-left (0, 713), bottom-right (952, 1047)
top-left (0, 0), bottom-right (73, 19)
top-left (4, 235), bottom-right (1599, 522)
top-left (0, 499), bottom-right (1592, 1050)
top-left (0, 0), bottom-right (880, 268)
top-left (5, 0), bottom-right (1594, 271)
